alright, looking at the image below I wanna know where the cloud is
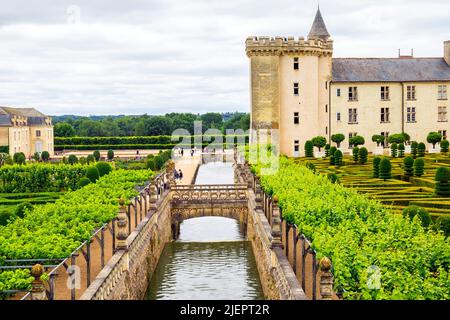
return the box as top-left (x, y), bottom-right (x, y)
top-left (0, 0), bottom-right (449, 115)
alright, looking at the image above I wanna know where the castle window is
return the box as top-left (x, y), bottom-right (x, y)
top-left (348, 87), bottom-right (358, 101)
top-left (337, 88), bottom-right (341, 97)
top-left (407, 86), bottom-right (416, 100)
top-left (36, 130), bottom-right (41, 137)
top-left (325, 126), bottom-right (328, 135)
top-left (337, 112), bottom-right (341, 121)
top-left (325, 104), bottom-right (328, 113)
top-left (407, 107), bottom-right (416, 122)
top-left (325, 82), bottom-right (328, 90)
top-left (293, 57), bottom-right (299, 70)
top-left (439, 130), bottom-right (447, 140)
top-left (381, 108), bottom-right (390, 123)
top-left (348, 108), bottom-right (358, 123)
top-left (438, 106), bottom-right (447, 122)
top-left (438, 85), bottom-right (448, 100)
top-left (349, 132), bottom-right (358, 148)
top-left (294, 112), bottom-right (299, 124)
top-left (294, 140), bottom-right (300, 153)
top-left (293, 83), bottom-right (299, 95)
top-left (381, 86), bottom-right (390, 100)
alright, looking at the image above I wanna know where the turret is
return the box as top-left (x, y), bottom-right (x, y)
top-left (308, 7), bottom-right (331, 41)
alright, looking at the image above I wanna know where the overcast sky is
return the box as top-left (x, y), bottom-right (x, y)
top-left (0, 0), bottom-right (449, 116)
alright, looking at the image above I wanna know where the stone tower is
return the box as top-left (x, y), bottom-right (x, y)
top-left (246, 8), bottom-right (333, 157)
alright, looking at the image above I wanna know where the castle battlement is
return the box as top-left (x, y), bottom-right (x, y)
top-left (246, 36), bottom-right (333, 57)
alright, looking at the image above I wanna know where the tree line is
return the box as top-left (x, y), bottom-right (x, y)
top-left (53, 112), bottom-right (250, 137)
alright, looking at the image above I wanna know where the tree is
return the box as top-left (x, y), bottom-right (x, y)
top-left (379, 158), bottom-right (392, 180)
top-left (154, 155), bottom-right (165, 170)
top-left (54, 122), bottom-right (76, 137)
top-left (86, 166), bottom-right (100, 183)
top-left (372, 134), bottom-right (385, 147)
top-left (414, 158), bottom-right (425, 177)
top-left (403, 156), bottom-right (414, 176)
top-left (398, 143), bottom-right (405, 158)
top-left (373, 157), bottom-right (381, 178)
top-left (440, 140), bottom-right (449, 153)
top-left (402, 206), bottom-right (432, 228)
top-left (146, 158), bottom-right (156, 171)
top-left (334, 150), bottom-right (343, 166)
top-left (435, 167), bottom-right (450, 196)
top-left (418, 143), bottom-right (426, 157)
top-left (312, 136), bottom-right (327, 152)
top-left (143, 116), bottom-right (173, 136)
top-left (68, 155), bottom-right (78, 165)
top-left (201, 113), bottom-right (223, 131)
top-left (41, 151), bottom-right (50, 162)
top-left (304, 141), bottom-right (314, 158)
top-left (411, 141), bottom-right (418, 159)
top-left (86, 154), bottom-right (95, 164)
top-left (96, 162), bottom-right (112, 177)
top-left (107, 150), bottom-right (115, 161)
top-left (349, 135), bottom-right (365, 148)
top-left (352, 147), bottom-right (359, 163)
top-left (388, 133), bottom-right (405, 144)
top-left (13, 152), bottom-right (26, 165)
top-left (331, 134), bottom-right (345, 148)
top-left (391, 143), bottom-right (398, 158)
top-left (427, 132), bottom-right (442, 148)
top-left (93, 150), bottom-right (101, 161)
top-left (359, 147), bottom-right (368, 164)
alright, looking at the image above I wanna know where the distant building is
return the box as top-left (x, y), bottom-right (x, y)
top-left (0, 107), bottom-right (54, 158)
top-left (246, 7), bottom-right (450, 156)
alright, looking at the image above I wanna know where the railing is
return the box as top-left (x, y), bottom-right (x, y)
top-left (171, 184), bottom-right (248, 203)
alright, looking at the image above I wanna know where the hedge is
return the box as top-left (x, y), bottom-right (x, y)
top-left (55, 143), bottom-right (239, 151)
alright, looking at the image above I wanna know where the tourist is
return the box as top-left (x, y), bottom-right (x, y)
top-left (181, 148), bottom-right (184, 157)
top-left (179, 169), bottom-right (183, 180)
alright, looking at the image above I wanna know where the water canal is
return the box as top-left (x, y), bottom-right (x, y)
top-left (145, 160), bottom-right (264, 300)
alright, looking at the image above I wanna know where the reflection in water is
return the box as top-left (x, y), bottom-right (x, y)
top-left (178, 217), bottom-right (244, 242)
top-left (194, 162), bottom-right (234, 185)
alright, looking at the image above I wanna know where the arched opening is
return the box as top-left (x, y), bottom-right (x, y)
top-left (177, 217), bottom-right (244, 242)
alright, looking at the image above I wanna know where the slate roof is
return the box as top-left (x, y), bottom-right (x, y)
top-left (308, 8), bottom-right (330, 40)
top-left (332, 58), bottom-right (450, 82)
top-left (0, 107), bottom-right (49, 127)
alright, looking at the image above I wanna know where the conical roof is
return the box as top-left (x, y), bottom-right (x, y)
top-left (308, 8), bottom-right (330, 40)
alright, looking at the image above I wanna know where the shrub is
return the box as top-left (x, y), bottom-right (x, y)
top-left (410, 141), bottom-right (418, 159)
top-left (13, 152), bottom-right (26, 165)
top-left (32, 152), bottom-right (40, 162)
top-left (334, 150), bottom-right (343, 166)
top-left (435, 167), bottom-right (450, 196)
top-left (95, 162), bottom-right (113, 177)
top-left (349, 135), bottom-right (365, 148)
top-left (0, 210), bottom-right (15, 226)
top-left (388, 133), bottom-right (405, 144)
top-left (379, 158), bottom-right (391, 180)
top-left (68, 155), bottom-right (78, 165)
top-left (79, 157), bottom-right (87, 165)
top-left (62, 156), bottom-right (68, 164)
top-left (14, 202), bottom-right (33, 219)
top-left (41, 151), bottom-right (50, 162)
top-left (358, 147), bottom-right (368, 164)
top-left (312, 136), bottom-right (327, 152)
top-left (435, 216), bottom-right (450, 237)
top-left (373, 157), bottom-right (381, 178)
top-left (304, 141), bottom-right (314, 158)
top-left (390, 143), bottom-right (397, 158)
top-left (427, 132), bottom-right (442, 149)
top-left (403, 156), bottom-right (414, 176)
top-left (93, 150), bottom-right (101, 161)
top-left (352, 147), bottom-right (359, 163)
top-left (305, 162), bottom-right (316, 173)
top-left (324, 144), bottom-right (330, 157)
top-left (398, 143), bottom-right (405, 158)
top-left (146, 158), bottom-right (156, 171)
top-left (329, 146), bottom-right (337, 156)
top-left (86, 155), bottom-right (95, 164)
top-left (327, 173), bottom-right (339, 184)
top-left (78, 177), bottom-right (91, 188)
top-left (86, 166), bottom-right (100, 183)
top-left (402, 205), bottom-right (432, 228)
top-left (154, 155), bottom-right (165, 170)
top-left (107, 149), bottom-right (115, 161)
top-left (331, 134), bottom-right (345, 148)
top-left (418, 142), bottom-right (426, 157)
top-left (372, 134), bottom-right (385, 147)
top-left (440, 139), bottom-right (449, 153)
top-left (414, 158), bottom-right (425, 177)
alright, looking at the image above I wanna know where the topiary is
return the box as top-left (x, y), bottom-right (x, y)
top-left (398, 143), bottom-right (405, 158)
top-left (349, 135), bottom-right (365, 148)
top-left (410, 141), bottom-right (418, 159)
top-left (331, 134), bottom-right (345, 148)
top-left (352, 147), bottom-right (359, 163)
top-left (86, 154), bottom-right (95, 164)
top-left (93, 150), bottom-right (101, 161)
top-left (154, 155), bottom-right (165, 170)
top-left (414, 158), bottom-right (425, 177)
top-left (418, 142), bottom-right (426, 157)
top-left (403, 156), bottom-right (414, 176)
top-left (379, 158), bottom-right (391, 180)
top-left (435, 167), bottom-right (450, 196)
top-left (86, 166), bottom-right (100, 183)
top-left (440, 139), bottom-right (449, 153)
top-left (390, 143), bottom-right (398, 158)
top-left (324, 144), bottom-right (331, 157)
top-left (13, 152), bottom-right (26, 165)
top-left (402, 205), bottom-right (432, 228)
top-left (107, 149), bottom-right (115, 161)
top-left (373, 156), bottom-right (381, 178)
top-left (329, 146), bottom-right (337, 156)
top-left (32, 152), bottom-right (40, 162)
top-left (146, 158), bottom-right (156, 171)
top-left (78, 177), bottom-right (91, 188)
top-left (304, 141), bottom-right (314, 158)
top-left (62, 156), bottom-right (68, 164)
top-left (372, 134), bottom-right (385, 147)
top-left (359, 147), bottom-right (368, 164)
top-left (68, 154), bottom-right (78, 165)
top-left (427, 132), bottom-right (442, 149)
top-left (79, 157), bottom-right (87, 165)
top-left (327, 173), bottom-right (339, 184)
top-left (312, 136), bottom-right (327, 152)
top-left (435, 216), bottom-right (450, 237)
top-left (41, 151), bottom-right (50, 162)
top-left (95, 162), bottom-right (112, 177)
top-left (334, 150), bottom-right (343, 166)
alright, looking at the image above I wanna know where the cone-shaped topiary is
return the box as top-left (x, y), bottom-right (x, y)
top-left (373, 156), bottom-right (381, 178)
top-left (329, 146), bottom-right (337, 156)
top-left (107, 149), bottom-right (115, 160)
top-left (435, 167), bottom-right (450, 196)
top-left (379, 158), bottom-right (392, 180)
top-left (398, 143), bottom-right (405, 158)
top-left (402, 205), bottom-right (432, 228)
top-left (86, 166), bottom-right (100, 183)
top-left (334, 150), bottom-right (343, 166)
top-left (410, 141), bottom-right (418, 159)
top-left (440, 139), bottom-right (449, 153)
top-left (418, 143), bottom-right (426, 157)
top-left (304, 141), bottom-right (314, 158)
top-left (414, 158), bottom-right (425, 177)
top-left (359, 147), bottom-right (368, 164)
top-left (390, 143), bottom-right (398, 158)
top-left (352, 147), bottom-right (359, 163)
top-left (403, 156), bottom-right (414, 176)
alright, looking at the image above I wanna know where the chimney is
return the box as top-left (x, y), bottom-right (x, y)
top-left (445, 41), bottom-right (450, 66)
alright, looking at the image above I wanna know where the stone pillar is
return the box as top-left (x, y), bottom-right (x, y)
top-left (149, 180), bottom-right (158, 211)
top-left (30, 264), bottom-right (47, 300)
top-left (254, 178), bottom-right (263, 211)
top-left (270, 196), bottom-right (283, 249)
top-left (319, 257), bottom-right (334, 300)
top-left (116, 198), bottom-right (129, 250)
top-left (165, 161), bottom-right (176, 189)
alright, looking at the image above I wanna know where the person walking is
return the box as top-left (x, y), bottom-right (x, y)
top-left (178, 169), bottom-right (183, 181)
